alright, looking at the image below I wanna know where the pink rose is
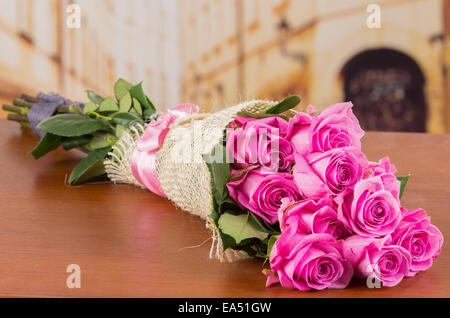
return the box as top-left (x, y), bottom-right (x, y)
top-left (364, 157), bottom-right (397, 178)
top-left (310, 102), bottom-right (364, 153)
top-left (343, 235), bottom-right (411, 287)
top-left (391, 208), bottom-right (443, 276)
top-left (293, 147), bottom-right (367, 197)
top-left (226, 117), bottom-right (293, 171)
top-left (336, 173), bottom-right (402, 237)
top-left (278, 196), bottom-right (351, 240)
top-left (264, 228), bottom-right (353, 291)
top-left (286, 112), bottom-right (313, 155)
top-left (266, 136), bottom-right (295, 171)
top-left (227, 169), bottom-right (301, 224)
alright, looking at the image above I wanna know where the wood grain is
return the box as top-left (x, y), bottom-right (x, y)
top-left (0, 119), bottom-right (449, 297)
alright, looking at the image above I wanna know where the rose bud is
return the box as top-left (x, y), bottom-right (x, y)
top-left (278, 196), bottom-right (351, 240)
top-left (343, 235), bottom-right (411, 287)
top-left (264, 228), bottom-right (353, 291)
top-left (391, 208), bottom-right (443, 276)
top-left (293, 147), bottom-right (367, 197)
top-left (364, 156), bottom-right (398, 178)
top-left (227, 168), bottom-right (301, 224)
top-left (336, 173), bottom-right (402, 237)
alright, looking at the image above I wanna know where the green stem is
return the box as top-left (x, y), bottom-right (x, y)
top-left (4, 103), bottom-right (82, 116)
top-left (89, 111), bottom-right (112, 121)
top-left (20, 94), bottom-right (39, 103)
top-left (57, 105), bottom-right (72, 113)
top-left (7, 113), bottom-right (29, 122)
top-left (2, 104), bottom-right (28, 115)
top-left (69, 104), bottom-right (83, 113)
top-left (20, 122), bottom-right (32, 129)
top-left (13, 98), bottom-right (33, 108)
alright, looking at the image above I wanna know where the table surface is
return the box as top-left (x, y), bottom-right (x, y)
top-left (0, 119), bottom-right (449, 298)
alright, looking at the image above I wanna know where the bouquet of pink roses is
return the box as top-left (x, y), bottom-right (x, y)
top-left (222, 102), bottom-right (443, 290)
top-left (4, 79), bottom-right (443, 291)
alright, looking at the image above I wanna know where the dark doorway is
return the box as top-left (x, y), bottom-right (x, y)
top-left (342, 49), bottom-right (426, 132)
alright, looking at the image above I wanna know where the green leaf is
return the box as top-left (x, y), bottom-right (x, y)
top-left (83, 101), bottom-right (98, 114)
top-left (68, 146), bottom-right (111, 185)
top-left (72, 160), bottom-right (107, 185)
top-left (29, 133), bottom-right (61, 159)
top-left (84, 136), bottom-right (110, 150)
top-left (202, 143), bottom-right (230, 203)
top-left (84, 134), bottom-right (117, 150)
top-left (111, 112), bottom-right (144, 128)
top-left (397, 174), bottom-right (411, 199)
top-left (37, 114), bottom-right (107, 137)
top-left (62, 136), bottom-right (90, 150)
top-left (87, 90), bottom-right (104, 104)
top-left (218, 231), bottom-right (239, 252)
top-left (130, 82), bottom-right (155, 111)
top-left (115, 124), bottom-right (127, 138)
top-left (266, 235), bottom-right (280, 258)
top-left (143, 108), bottom-right (158, 121)
top-left (146, 96), bottom-right (155, 110)
top-left (236, 244), bottom-right (258, 257)
top-left (98, 97), bottom-right (119, 112)
top-left (119, 92), bottom-right (132, 113)
top-left (114, 78), bottom-right (133, 101)
top-left (132, 97), bottom-right (142, 116)
top-left (218, 213), bottom-right (269, 245)
top-left (248, 213), bottom-right (274, 234)
top-left (236, 111), bottom-right (289, 121)
top-left (265, 95), bottom-right (301, 114)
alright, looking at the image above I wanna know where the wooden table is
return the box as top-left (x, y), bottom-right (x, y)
top-left (0, 119), bottom-right (449, 298)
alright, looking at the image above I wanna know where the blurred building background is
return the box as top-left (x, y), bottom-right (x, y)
top-left (180, 0), bottom-right (450, 133)
top-left (0, 0), bottom-right (449, 133)
top-left (0, 0), bottom-right (180, 116)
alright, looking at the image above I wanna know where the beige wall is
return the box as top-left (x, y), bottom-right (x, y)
top-left (1, 0), bottom-right (448, 133)
top-left (444, 0), bottom-right (450, 131)
top-left (0, 0), bottom-right (180, 116)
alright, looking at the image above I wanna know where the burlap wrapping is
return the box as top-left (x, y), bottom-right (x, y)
top-left (104, 100), bottom-right (277, 262)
